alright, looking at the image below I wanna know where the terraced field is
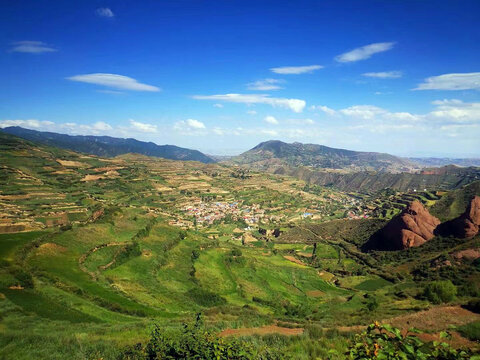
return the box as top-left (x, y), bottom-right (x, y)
top-left (1, 132), bottom-right (479, 359)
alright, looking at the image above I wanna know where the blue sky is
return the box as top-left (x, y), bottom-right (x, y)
top-left (1, 0), bottom-right (480, 156)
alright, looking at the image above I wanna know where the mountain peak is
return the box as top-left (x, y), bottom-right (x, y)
top-left (233, 140), bottom-right (414, 172)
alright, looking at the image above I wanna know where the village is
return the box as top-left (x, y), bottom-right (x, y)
top-left (181, 200), bottom-right (270, 227)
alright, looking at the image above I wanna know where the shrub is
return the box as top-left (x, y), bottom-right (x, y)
top-left (463, 298), bottom-right (480, 314)
top-left (365, 296), bottom-right (379, 312)
top-left (423, 280), bottom-right (457, 304)
top-left (230, 248), bottom-right (242, 257)
top-left (348, 322), bottom-right (472, 359)
top-left (458, 321), bottom-right (480, 342)
top-left (121, 315), bottom-right (261, 360)
top-left (186, 288), bottom-right (226, 307)
top-left (191, 249), bottom-right (200, 260)
top-left (9, 267), bottom-right (34, 288)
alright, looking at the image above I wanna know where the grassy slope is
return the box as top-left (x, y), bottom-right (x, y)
top-left (1, 133), bottom-right (479, 359)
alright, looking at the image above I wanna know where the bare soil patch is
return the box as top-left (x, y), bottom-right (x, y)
top-left (8, 285), bottom-right (24, 290)
top-left (57, 159), bottom-right (89, 168)
top-left (387, 305), bottom-right (480, 331)
top-left (219, 325), bottom-right (304, 337)
top-left (453, 248), bottom-right (480, 261)
top-left (306, 290), bottom-right (324, 297)
top-left (283, 255), bottom-right (305, 266)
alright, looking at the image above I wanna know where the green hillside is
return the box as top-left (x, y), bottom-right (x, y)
top-left (230, 140), bottom-right (415, 172)
top-left (0, 133), bottom-right (479, 359)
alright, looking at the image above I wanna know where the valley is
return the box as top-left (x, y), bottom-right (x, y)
top-left (1, 131), bottom-right (480, 359)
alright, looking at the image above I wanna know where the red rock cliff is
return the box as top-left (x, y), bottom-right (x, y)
top-left (364, 200), bottom-right (441, 251)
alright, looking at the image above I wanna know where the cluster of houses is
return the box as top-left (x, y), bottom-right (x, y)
top-left (183, 201), bottom-right (268, 226)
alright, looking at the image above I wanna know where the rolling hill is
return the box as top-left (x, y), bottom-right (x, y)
top-left (1, 126), bottom-right (215, 163)
top-left (226, 141), bottom-right (480, 193)
top-left (230, 140), bottom-right (416, 172)
top-left (1, 132), bottom-right (479, 358)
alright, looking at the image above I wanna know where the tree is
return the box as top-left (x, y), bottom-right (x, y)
top-left (423, 280), bottom-right (457, 304)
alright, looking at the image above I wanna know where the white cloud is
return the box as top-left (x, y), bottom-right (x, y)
top-left (270, 65), bottom-right (323, 74)
top-left (340, 105), bottom-right (387, 120)
top-left (414, 72), bottom-right (480, 91)
top-left (193, 93), bottom-right (306, 113)
top-left (286, 118), bottom-right (316, 125)
top-left (92, 121), bottom-right (113, 131)
top-left (428, 99), bottom-right (480, 123)
top-left (431, 99), bottom-right (463, 106)
top-left (313, 105), bottom-right (337, 116)
top-left (212, 127), bottom-right (225, 136)
top-left (264, 116), bottom-right (279, 125)
top-left (335, 42), bottom-right (395, 63)
top-left (213, 103), bottom-right (224, 108)
top-left (362, 71), bottom-right (402, 79)
top-left (0, 119), bottom-right (53, 129)
top-left (10, 41), bottom-right (57, 54)
top-left (261, 129), bottom-right (278, 136)
top-left (67, 73), bottom-right (160, 92)
top-left (129, 119), bottom-right (157, 133)
top-left (247, 110), bottom-right (257, 115)
top-left (186, 119), bottom-right (205, 129)
top-left (96, 8), bottom-right (115, 17)
top-left (174, 119), bottom-right (206, 135)
top-left (247, 78), bottom-right (284, 90)
top-left (0, 119), bottom-right (118, 135)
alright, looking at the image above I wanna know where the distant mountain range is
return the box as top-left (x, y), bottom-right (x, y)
top-left (229, 140), bottom-right (416, 172)
top-left (1, 127), bottom-right (215, 163)
top-left (409, 157), bottom-right (480, 168)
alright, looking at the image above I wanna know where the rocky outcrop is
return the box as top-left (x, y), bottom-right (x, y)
top-left (436, 196), bottom-right (480, 239)
top-left (363, 201), bottom-right (441, 251)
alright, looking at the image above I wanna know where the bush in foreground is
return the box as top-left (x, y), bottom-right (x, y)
top-left (348, 322), bottom-right (473, 360)
top-left (121, 314), bottom-right (282, 360)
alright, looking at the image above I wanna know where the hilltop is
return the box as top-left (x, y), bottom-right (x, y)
top-left (1, 126), bottom-right (215, 163)
top-left (229, 140), bottom-right (416, 172)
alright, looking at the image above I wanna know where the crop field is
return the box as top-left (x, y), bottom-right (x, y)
top-left (1, 133), bottom-right (480, 359)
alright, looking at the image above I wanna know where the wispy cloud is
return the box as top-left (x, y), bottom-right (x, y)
top-left (67, 73), bottom-right (161, 92)
top-left (247, 78), bottom-right (284, 90)
top-left (414, 72), bottom-right (480, 91)
top-left (9, 41), bottom-right (57, 54)
top-left (270, 65), bottom-right (323, 74)
top-left (129, 119), bottom-right (157, 133)
top-left (362, 71), bottom-right (402, 79)
top-left (193, 93), bottom-right (306, 113)
top-left (92, 121), bottom-right (112, 131)
top-left (0, 119), bottom-right (54, 128)
top-left (0, 119), bottom-right (117, 135)
top-left (213, 103), bottom-right (223, 108)
top-left (264, 116), bottom-right (279, 125)
top-left (174, 119), bottom-right (207, 135)
top-left (96, 8), bottom-right (115, 18)
top-left (428, 99), bottom-right (480, 123)
top-left (311, 105), bottom-right (337, 116)
top-left (335, 42), bottom-right (395, 63)
top-left (247, 110), bottom-right (257, 115)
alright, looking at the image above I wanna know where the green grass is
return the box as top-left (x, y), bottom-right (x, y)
top-left (458, 321), bottom-right (480, 341)
top-left (0, 231), bottom-right (46, 263)
top-left (1, 288), bottom-right (100, 323)
top-left (355, 278), bottom-right (392, 291)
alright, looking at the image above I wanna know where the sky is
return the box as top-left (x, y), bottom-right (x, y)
top-left (1, 0), bottom-right (480, 157)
